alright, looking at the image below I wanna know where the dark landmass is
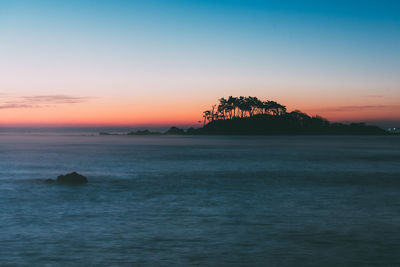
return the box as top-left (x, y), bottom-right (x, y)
top-left (99, 132), bottom-right (120, 135)
top-left (165, 126), bottom-right (186, 135)
top-left (127, 129), bottom-right (162, 135)
top-left (100, 96), bottom-right (390, 136)
top-left (115, 117), bottom-right (387, 136)
top-left (45, 172), bottom-right (88, 184)
top-left (188, 115), bottom-right (387, 135)
top-left (57, 172), bottom-right (88, 184)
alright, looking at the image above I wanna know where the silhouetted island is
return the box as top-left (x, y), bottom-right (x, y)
top-left (100, 96), bottom-right (388, 136)
top-left (190, 96), bottom-right (388, 135)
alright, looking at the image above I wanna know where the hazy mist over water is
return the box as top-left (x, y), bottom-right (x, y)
top-left (0, 132), bottom-right (399, 266)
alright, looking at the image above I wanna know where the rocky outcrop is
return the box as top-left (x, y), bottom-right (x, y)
top-left (56, 172), bottom-right (88, 184)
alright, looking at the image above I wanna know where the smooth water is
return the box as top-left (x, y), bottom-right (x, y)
top-left (0, 134), bottom-right (399, 266)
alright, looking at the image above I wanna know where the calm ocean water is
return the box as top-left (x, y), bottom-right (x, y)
top-left (0, 132), bottom-right (399, 266)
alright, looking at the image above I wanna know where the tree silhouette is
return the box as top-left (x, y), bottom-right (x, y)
top-left (196, 97), bottom-right (386, 135)
top-left (203, 96), bottom-right (288, 121)
top-left (202, 110), bottom-right (211, 126)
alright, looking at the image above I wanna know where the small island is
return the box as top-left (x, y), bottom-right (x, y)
top-left (191, 96), bottom-right (387, 135)
top-left (101, 96), bottom-right (388, 136)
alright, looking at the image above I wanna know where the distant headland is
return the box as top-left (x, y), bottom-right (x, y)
top-left (101, 96), bottom-right (389, 136)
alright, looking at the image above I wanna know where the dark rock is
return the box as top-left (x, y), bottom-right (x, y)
top-left (57, 172), bottom-right (88, 184)
top-left (165, 126), bottom-right (185, 135)
top-left (99, 132), bottom-right (120, 135)
top-left (44, 179), bottom-right (55, 183)
top-left (127, 129), bottom-right (162, 135)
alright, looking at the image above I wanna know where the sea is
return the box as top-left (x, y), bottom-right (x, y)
top-left (0, 129), bottom-right (399, 266)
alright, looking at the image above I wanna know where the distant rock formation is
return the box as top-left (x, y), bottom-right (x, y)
top-left (193, 96), bottom-right (388, 135)
top-left (99, 132), bottom-right (113, 135)
top-left (165, 126), bottom-right (186, 135)
top-left (56, 172), bottom-right (88, 184)
top-left (127, 129), bottom-right (162, 135)
top-left (190, 116), bottom-right (388, 135)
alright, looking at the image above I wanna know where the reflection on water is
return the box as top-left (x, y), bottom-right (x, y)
top-left (0, 134), bottom-right (399, 266)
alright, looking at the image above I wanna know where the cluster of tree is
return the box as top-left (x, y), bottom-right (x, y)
top-left (197, 96), bottom-right (387, 135)
top-left (203, 96), bottom-right (286, 125)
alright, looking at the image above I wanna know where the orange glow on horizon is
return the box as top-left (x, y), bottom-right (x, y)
top-left (0, 103), bottom-right (399, 127)
top-left (0, 93), bottom-right (399, 127)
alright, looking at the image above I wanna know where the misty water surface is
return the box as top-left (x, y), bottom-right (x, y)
top-left (0, 133), bottom-right (399, 266)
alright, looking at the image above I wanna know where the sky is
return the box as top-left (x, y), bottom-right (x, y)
top-left (0, 0), bottom-right (399, 127)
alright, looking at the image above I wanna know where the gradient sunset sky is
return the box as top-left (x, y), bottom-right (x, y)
top-left (1, 0), bottom-right (399, 127)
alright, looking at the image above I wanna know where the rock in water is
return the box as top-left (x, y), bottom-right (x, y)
top-left (57, 172), bottom-right (88, 184)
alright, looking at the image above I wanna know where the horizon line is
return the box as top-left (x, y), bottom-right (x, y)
top-left (0, 120), bottom-right (399, 129)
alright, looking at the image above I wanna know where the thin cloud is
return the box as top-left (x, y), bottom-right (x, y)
top-left (0, 94), bottom-right (92, 109)
top-left (0, 103), bottom-right (38, 109)
top-left (22, 95), bottom-right (90, 104)
top-left (319, 105), bottom-right (400, 112)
